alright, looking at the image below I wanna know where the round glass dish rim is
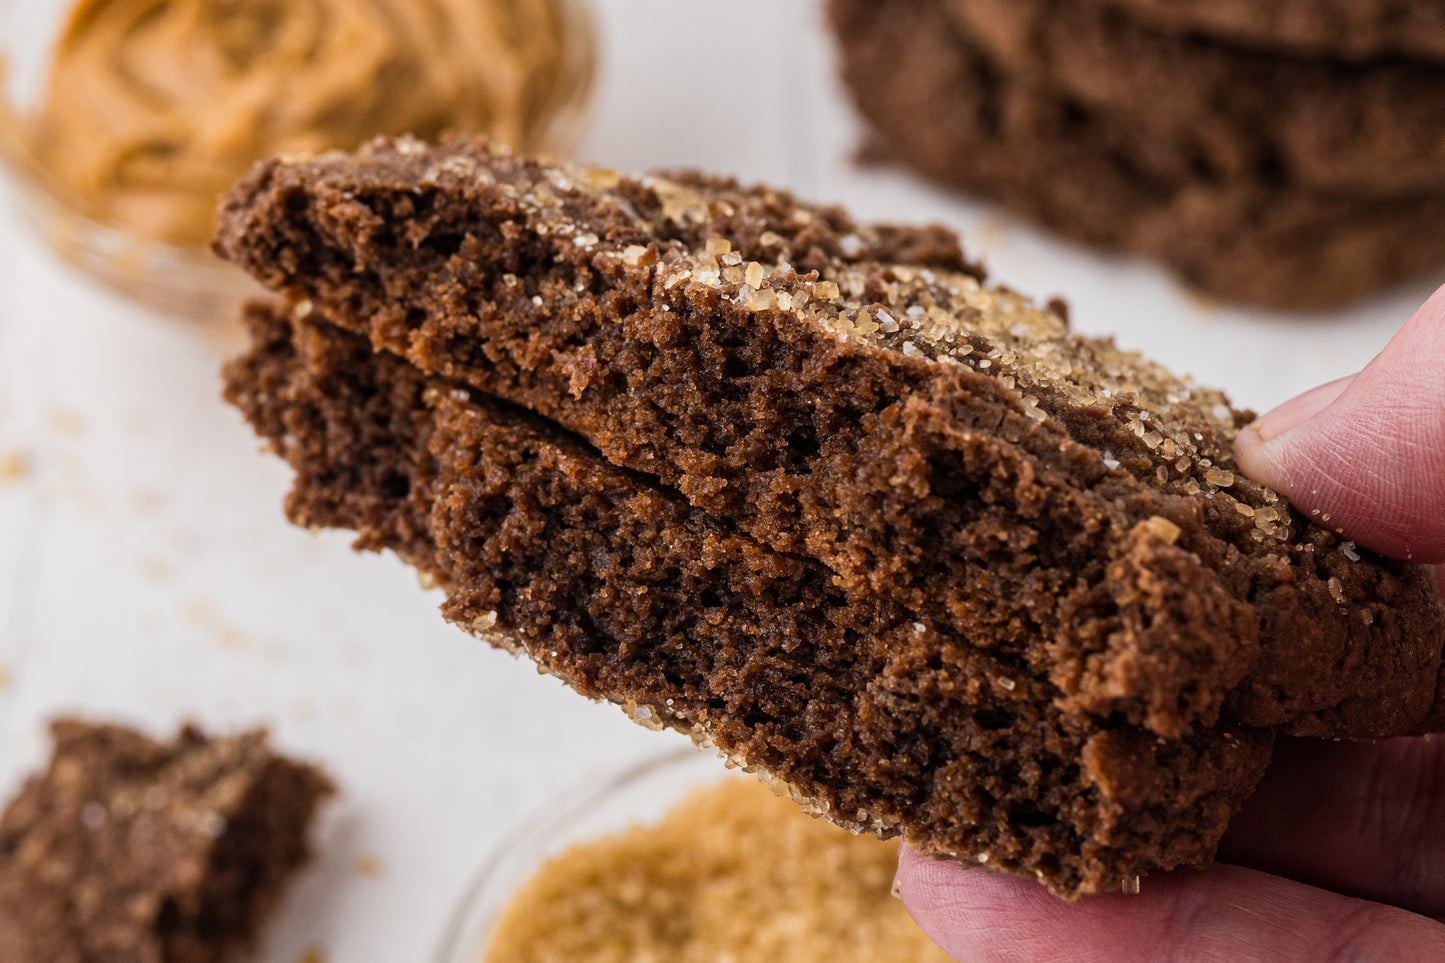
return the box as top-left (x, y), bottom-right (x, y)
top-left (0, 0), bottom-right (599, 219)
top-left (0, 0), bottom-right (598, 320)
top-left (433, 746), bottom-right (729, 963)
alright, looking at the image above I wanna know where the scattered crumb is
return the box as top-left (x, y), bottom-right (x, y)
top-left (184, 599), bottom-right (243, 649)
top-left (46, 409), bottom-right (86, 437)
top-left (128, 489), bottom-right (164, 514)
top-left (0, 450), bottom-right (30, 483)
top-left (354, 853), bottom-right (385, 878)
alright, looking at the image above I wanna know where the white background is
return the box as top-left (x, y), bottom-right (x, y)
top-left (0, 2), bottom-right (1438, 960)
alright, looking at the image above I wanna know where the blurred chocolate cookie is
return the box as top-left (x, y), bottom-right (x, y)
top-left (947, 0), bottom-right (1445, 196)
top-left (0, 719), bottom-right (332, 963)
top-left (1095, 0), bottom-right (1445, 62)
top-left (830, 0), bottom-right (1445, 308)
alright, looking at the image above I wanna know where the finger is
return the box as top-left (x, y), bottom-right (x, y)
top-left (1215, 734), bottom-right (1445, 918)
top-left (1234, 283), bottom-right (1445, 563)
top-left (897, 849), bottom-right (1445, 963)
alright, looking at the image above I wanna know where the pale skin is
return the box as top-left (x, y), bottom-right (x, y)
top-left (897, 284), bottom-right (1445, 961)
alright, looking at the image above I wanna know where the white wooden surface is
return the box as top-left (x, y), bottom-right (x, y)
top-left (0, 2), bottom-right (1436, 959)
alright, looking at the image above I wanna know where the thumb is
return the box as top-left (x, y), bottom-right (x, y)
top-left (1233, 284), bottom-right (1445, 564)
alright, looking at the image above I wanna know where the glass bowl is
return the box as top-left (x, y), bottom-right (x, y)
top-left (0, 0), bottom-right (596, 322)
top-left (435, 746), bottom-right (737, 963)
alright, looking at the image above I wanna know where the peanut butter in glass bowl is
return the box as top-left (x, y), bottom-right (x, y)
top-left (0, 0), bottom-right (595, 319)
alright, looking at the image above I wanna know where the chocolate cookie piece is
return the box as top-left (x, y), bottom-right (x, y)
top-left (0, 719), bottom-right (332, 963)
top-left (830, 0), bottom-right (1445, 309)
top-left (214, 136), bottom-right (1445, 741)
top-left (947, 0), bottom-right (1445, 197)
top-left (1097, 0), bottom-right (1445, 62)
top-left (225, 300), bottom-right (1275, 899)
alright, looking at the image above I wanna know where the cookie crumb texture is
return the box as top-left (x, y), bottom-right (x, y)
top-left (829, 0), bottom-right (1445, 310)
top-left (218, 138), bottom-right (1445, 897)
top-left (483, 776), bottom-right (950, 963)
top-left (0, 719), bottom-right (332, 963)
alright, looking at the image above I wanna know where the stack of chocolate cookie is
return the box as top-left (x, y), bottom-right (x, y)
top-left (830, 0), bottom-right (1445, 309)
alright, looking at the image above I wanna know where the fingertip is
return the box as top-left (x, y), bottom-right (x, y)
top-left (1232, 420), bottom-right (1285, 494)
top-left (1231, 287), bottom-right (1445, 563)
top-left (897, 853), bottom-right (1445, 962)
top-left (896, 848), bottom-right (1062, 960)
top-left (894, 846), bottom-right (985, 925)
top-left (1233, 377), bottom-right (1355, 503)
top-left (1246, 375), bottom-right (1356, 446)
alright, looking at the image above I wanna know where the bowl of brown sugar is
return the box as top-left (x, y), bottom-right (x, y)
top-left (438, 746), bottom-right (951, 963)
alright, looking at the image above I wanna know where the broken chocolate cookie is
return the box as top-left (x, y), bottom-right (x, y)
top-left (0, 719), bottom-right (332, 963)
top-left (217, 137), bottom-right (1445, 896)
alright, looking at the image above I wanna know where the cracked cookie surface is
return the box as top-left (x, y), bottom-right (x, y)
top-left (217, 136), bottom-right (1445, 896)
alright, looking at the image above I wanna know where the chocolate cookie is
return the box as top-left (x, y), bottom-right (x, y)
top-left (0, 719), bottom-right (332, 963)
top-left (831, 0), bottom-right (1445, 308)
top-left (947, 0), bottom-right (1445, 197)
top-left (1096, 0), bottom-right (1445, 62)
top-left (217, 137), bottom-right (1445, 895)
top-left (215, 137), bottom-right (1445, 740)
top-left (226, 300), bottom-right (1273, 898)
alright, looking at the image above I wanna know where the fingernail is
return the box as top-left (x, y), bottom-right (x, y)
top-left (1249, 374), bottom-right (1355, 442)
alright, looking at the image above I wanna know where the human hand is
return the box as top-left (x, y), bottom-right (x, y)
top-left (896, 284), bottom-right (1445, 961)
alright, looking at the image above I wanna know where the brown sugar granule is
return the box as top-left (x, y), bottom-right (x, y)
top-left (482, 776), bottom-right (950, 963)
top-left (0, 719), bottom-right (333, 963)
top-left (217, 138), bottom-right (1444, 896)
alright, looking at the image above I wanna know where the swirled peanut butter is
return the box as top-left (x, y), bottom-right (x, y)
top-left (16, 0), bottom-right (587, 248)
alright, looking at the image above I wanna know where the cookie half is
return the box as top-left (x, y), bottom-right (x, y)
top-left (225, 301), bottom-right (1273, 899)
top-left (216, 136), bottom-right (1445, 896)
